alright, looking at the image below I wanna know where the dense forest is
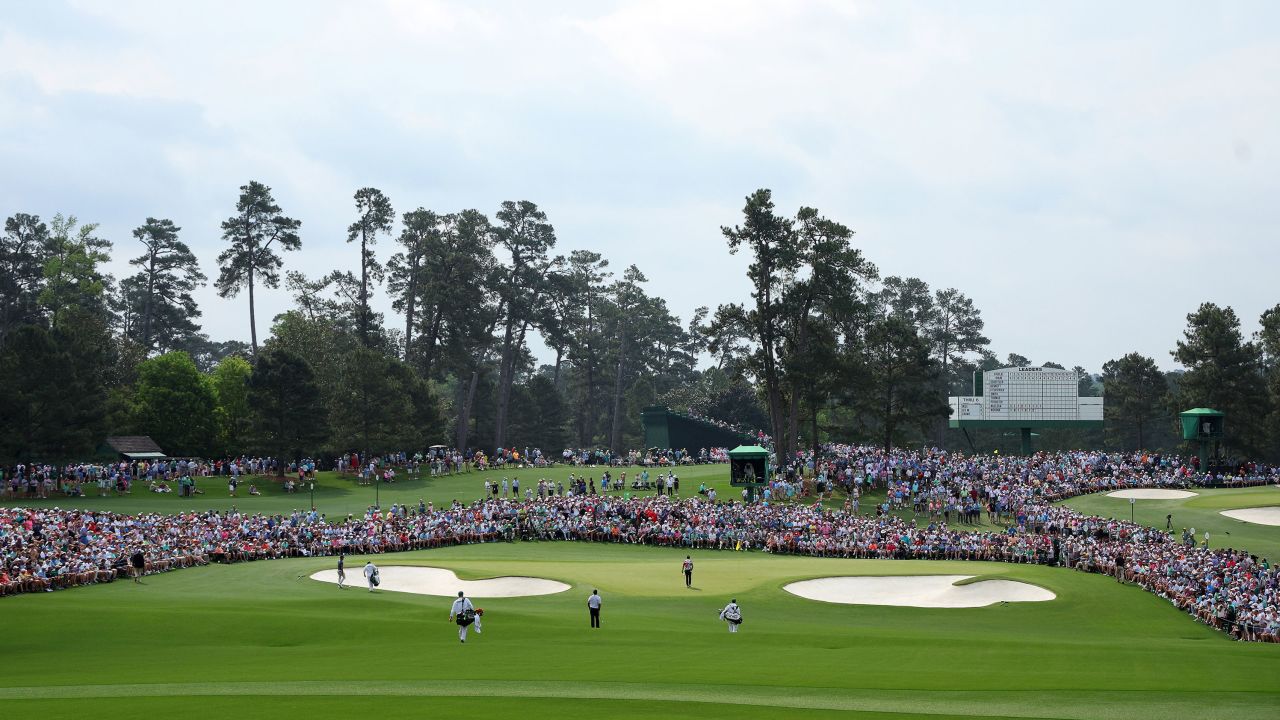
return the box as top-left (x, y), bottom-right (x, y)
top-left (1, 185), bottom-right (1277, 463)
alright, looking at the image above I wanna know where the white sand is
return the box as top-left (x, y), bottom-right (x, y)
top-left (310, 566), bottom-right (571, 597)
top-left (783, 575), bottom-right (1055, 608)
top-left (1106, 489), bottom-right (1197, 500)
top-left (1219, 507), bottom-right (1280, 526)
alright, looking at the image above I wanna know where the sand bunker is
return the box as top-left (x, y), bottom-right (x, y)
top-left (1106, 489), bottom-right (1197, 500)
top-left (1219, 507), bottom-right (1280, 526)
top-left (310, 566), bottom-right (571, 597)
top-left (784, 575), bottom-right (1055, 608)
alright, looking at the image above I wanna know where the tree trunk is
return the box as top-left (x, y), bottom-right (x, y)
top-left (553, 346), bottom-right (563, 391)
top-left (457, 368), bottom-right (480, 450)
top-left (403, 262), bottom-right (417, 362)
top-left (935, 349), bottom-right (950, 448)
top-left (493, 318), bottom-right (517, 451)
top-left (766, 376), bottom-right (785, 460)
top-left (787, 385), bottom-right (801, 456)
top-left (583, 298), bottom-right (597, 446)
top-left (359, 229), bottom-right (370, 348)
top-left (883, 371), bottom-right (895, 452)
top-left (141, 251), bottom-right (156, 351)
top-left (760, 273), bottom-right (788, 462)
top-left (811, 405), bottom-right (820, 459)
top-left (248, 264), bottom-right (258, 358)
top-left (422, 306), bottom-right (444, 379)
top-left (610, 323), bottom-right (628, 454)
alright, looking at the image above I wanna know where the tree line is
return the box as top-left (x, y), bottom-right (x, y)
top-left (1, 185), bottom-right (1277, 462)
top-left (702, 190), bottom-right (1280, 460)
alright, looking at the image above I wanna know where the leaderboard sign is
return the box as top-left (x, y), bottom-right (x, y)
top-left (949, 367), bottom-right (1103, 425)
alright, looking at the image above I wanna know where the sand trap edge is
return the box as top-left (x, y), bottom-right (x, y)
top-left (1219, 507), bottom-right (1280, 527)
top-left (783, 575), bottom-right (1056, 608)
top-left (310, 566), bottom-right (572, 597)
top-left (1106, 489), bottom-right (1197, 500)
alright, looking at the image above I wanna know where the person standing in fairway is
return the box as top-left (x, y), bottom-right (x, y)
top-left (719, 599), bottom-right (742, 633)
top-left (363, 560), bottom-right (378, 593)
top-left (450, 591), bottom-right (477, 643)
top-left (682, 556), bottom-right (694, 588)
top-left (336, 552), bottom-right (346, 589)
top-left (588, 589), bottom-right (602, 628)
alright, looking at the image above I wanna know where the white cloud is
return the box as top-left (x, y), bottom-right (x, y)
top-left (1, 0), bottom-right (1277, 370)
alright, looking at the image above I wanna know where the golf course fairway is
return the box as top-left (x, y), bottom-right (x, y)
top-left (3, 541), bottom-right (1278, 720)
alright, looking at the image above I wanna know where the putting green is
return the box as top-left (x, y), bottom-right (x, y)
top-left (3, 542), bottom-right (1278, 719)
top-left (1062, 485), bottom-right (1280, 560)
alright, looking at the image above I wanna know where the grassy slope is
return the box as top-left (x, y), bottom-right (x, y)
top-left (1062, 485), bottom-right (1280, 560)
top-left (1, 464), bottom-right (736, 517)
top-left (3, 543), bottom-right (1278, 720)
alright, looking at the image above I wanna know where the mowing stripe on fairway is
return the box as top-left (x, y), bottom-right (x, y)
top-left (1, 680), bottom-right (1276, 720)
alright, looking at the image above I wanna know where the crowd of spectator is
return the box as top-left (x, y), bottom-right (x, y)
top-left (2, 445), bottom-right (1276, 642)
top-left (1, 457), bottom-right (325, 499)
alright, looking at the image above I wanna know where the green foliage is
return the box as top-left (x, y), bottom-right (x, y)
top-left (216, 181), bottom-right (303, 355)
top-left (343, 187), bottom-right (395, 347)
top-left (131, 352), bottom-right (218, 456)
top-left (248, 348), bottom-right (327, 466)
top-left (327, 347), bottom-right (415, 454)
top-left (716, 190), bottom-right (879, 458)
top-left (177, 336), bottom-right (251, 373)
top-left (39, 213), bottom-right (113, 323)
top-left (1172, 303), bottom-right (1269, 456)
top-left (851, 315), bottom-right (949, 450)
top-left (1006, 353), bottom-right (1032, 368)
top-left (126, 217), bottom-right (206, 353)
top-left (0, 213), bottom-right (50, 344)
top-left (0, 324), bottom-right (104, 461)
top-left (211, 355), bottom-right (253, 454)
top-left (507, 374), bottom-right (570, 451)
top-left (0, 212), bottom-right (116, 461)
top-left (389, 208), bottom-right (496, 380)
top-left (1101, 352), bottom-right (1172, 450)
top-left (1259, 304), bottom-right (1280, 459)
top-left (492, 200), bottom-right (559, 450)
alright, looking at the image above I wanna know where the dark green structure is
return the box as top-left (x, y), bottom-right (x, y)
top-left (727, 445), bottom-right (769, 487)
top-left (949, 369), bottom-right (1103, 455)
top-left (728, 444), bottom-right (770, 502)
top-left (1179, 408), bottom-right (1224, 470)
top-left (641, 406), bottom-right (753, 452)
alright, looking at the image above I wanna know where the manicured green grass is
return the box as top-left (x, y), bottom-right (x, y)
top-left (3, 543), bottom-right (1278, 719)
top-left (1062, 485), bottom-right (1280, 561)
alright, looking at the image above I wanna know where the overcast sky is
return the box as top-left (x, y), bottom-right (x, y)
top-left (2, 1), bottom-right (1276, 372)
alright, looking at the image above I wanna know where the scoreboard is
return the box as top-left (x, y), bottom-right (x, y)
top-left (984, 367), bottom-right (1080, 421)
top-left (949, 367), bottom-right (1102, 425)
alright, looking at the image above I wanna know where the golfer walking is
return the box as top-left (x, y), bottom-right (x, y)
top-left (129, 548), bottom-right (146, 584)
top-left (588, 589), bottom-right (602, 628)
top-left (719, 599), bottom-right (742, 633)
top-left (363, 560), bottom-right (378, 593)
top-left (336, 552), bottom-right (346, 589)
top-left (450, 591), bottom-right (477, 643)
top-left (682, 556), bottom-right (693, 588)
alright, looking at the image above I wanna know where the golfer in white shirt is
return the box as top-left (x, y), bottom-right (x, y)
top-left (588, 589), bottom-right (602, 628)
top-left (449, 591), bottom-right (477, 643)
top-left (363, 561), bottom-right (378, 593)
top-left (719, 599), bottom-right (742, 633)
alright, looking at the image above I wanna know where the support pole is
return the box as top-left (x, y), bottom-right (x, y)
top-left (1020, 427), bottom-right (1033, 456)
